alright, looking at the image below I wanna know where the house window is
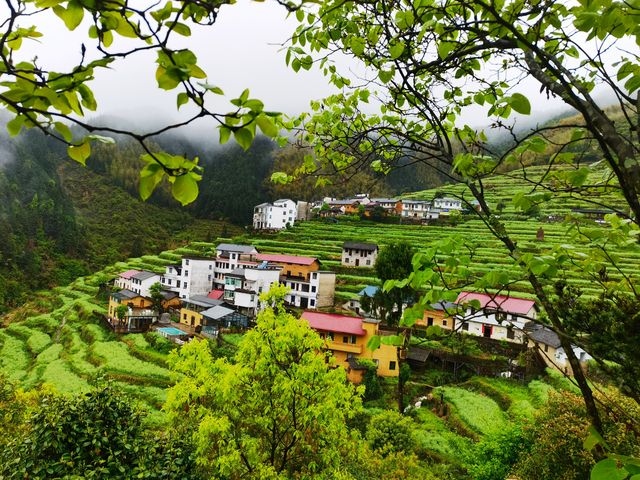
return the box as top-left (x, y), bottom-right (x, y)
top-left (310, 299), bottom-right (315, 307)
top-left (427, 317), bottom-right (434, 326)
top-left (311, 286), bottom-right (316, 293)
top-left (185, 259), bottom-right (190, 265)
top-left (507, 327), bottom-right (515, 340)
top-left (496, 311), bottom-right (507, 322)
top-left (176, 280), bottom-right (181, 288)
top-left (343, 336), bottom-right (349, 344)
top-left (544, 344), bottom-right (549, 352)
top-left (183, 313), bottom-right (187, 320)
top-left (366, 260), bottom-right (371, 265)
top-left (462, 322), bottom-right (469, 331)
top-left (389, 361), bottom-right (396, 371)
top-left (327, 332), bottom-right (334, 341)
top-left (185, 270), bottom-right (189, 276)
top-left (443, 320), bottom-right (448, 326)
top-left (350, 335), bottom-right (357, 344)
top-left (312, 273), bottom-right (317, 280)
top-left (208, 275), bottom-right (211, 281)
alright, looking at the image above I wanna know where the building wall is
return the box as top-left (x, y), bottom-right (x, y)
top-left (416, 308), bottom-right (453, 330)
top-left (108, 295), bottom-right (151, 318)
top-left (316, 271), bottom-right (336, 308)
top-left (179, 306), bottom-right (204, 327)
top-left (341, 248), bottom-right (378, 268)
top-left (179, 258), bottom-right (215, 299)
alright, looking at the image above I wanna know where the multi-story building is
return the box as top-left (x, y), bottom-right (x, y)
top-left (175, 257), bottom-right (216, 300)
top-left (433, 196), bottom-right (463, 213)
top-left (454, 291), bottom-right (537, 344)
top-left (342, 241), bottom-right (378, 268)
top-left (222, 263), bottom-right (282, 317)
top-left (301, 311), bottom-right (398, 383)
top-left (160, 264), bottom-right (182, 293)
top-left (114, 269), bottom-right (141, 291)
top-left (399, 200), bottom-right (440, 220)
top-left (370, 198), bottom-right (400, 213)
top-left (213, 243), bottom-right (259, 288)
top-left (253, 199), bottom-right (297, 230)
top-left (129, 270), bottom-right (161, 297)
top-left (256, 253), bottom-right (335, 309)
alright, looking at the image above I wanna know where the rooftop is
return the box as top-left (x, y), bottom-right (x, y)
top-left (112, 289), bottom-right (143, 300)
top-left (201, 305), bottom-right (236, 320)
top-left (118, 269), bottom-right (141, 280)
top-left (301, 311), bottom-right (366, 336)
top-left (185, 295), bottom-right (224, 308)
top-left (456, 291), bottom-right (536, 315)
top-left (216, 243), bottom-right (258, 254)
top-left (256, 253), bottom-right (318, 266)
top-left (358, 285), bottom-right (380, 298)
top-left (527, 325), bottom-right (562, 348)
top-left (132, 270), bottom-right (159, 281)
top-left (343, 241), bottom-right (378, 251)
top-left (207, 289), bottom-right (224, 300)
top-left (428, 301), bottom-right (458, 312)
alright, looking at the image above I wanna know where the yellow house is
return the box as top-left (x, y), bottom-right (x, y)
top-left (301, 311), bottom-right (399, 383)
top-left (108, 289), bottom-right (152, 318)
top-left (179, 295), bottom-right (224, 328)
top-left (415, 301), bottom-right (457, 330)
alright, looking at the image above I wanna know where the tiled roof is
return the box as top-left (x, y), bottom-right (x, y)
top-left (207, 289), bottom-right (224, 300)
top-left (527, 325), bottom-right (562, 348)
top-left (456, 291), bottom-right (536, 315)
top-left (429, 301), bottom-right (458, 312)
top-left (118, 269), bottom-right (141, 279)
top-left (131, 270), bottom-right (158, 281)
top-left (256, 253), bottom-right (318, 266)
top-left (301, 311), bottom-right (366, 335)
top-left (113, 289), bottom-right (142, 300)
top-left (343, 241), bottom-right (378, 251)
top-left (216, 243), bottom-right (257, 254)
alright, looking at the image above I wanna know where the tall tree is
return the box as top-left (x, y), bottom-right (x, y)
top-left (285, 0), bottom-right (640, 438)
top-left (165, 286), bottom-right (362, 479)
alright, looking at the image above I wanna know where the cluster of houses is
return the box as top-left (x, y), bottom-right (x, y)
top-left (252, 194), bottom-right (479, 230)
top-left (108, 243), bottom-right (336, 336)
top-left (346, 287), bottom-right (592, 375)
top-left (108, 240), bottom-right (590, 382)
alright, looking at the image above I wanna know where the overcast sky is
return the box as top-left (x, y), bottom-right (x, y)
top-left (14, 1), bottom-right (621, 138)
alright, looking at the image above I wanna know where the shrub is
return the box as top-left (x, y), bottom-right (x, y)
top-left (366, 410), bottom-right (416, 456)
top-left (464, 424), bottom-right (531, 480)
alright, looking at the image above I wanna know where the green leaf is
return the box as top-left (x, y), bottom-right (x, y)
top-left (139, 163), bottom-right (164, 201)
top-left (509, 93), bottom-right (531, 115)
top-left (366, 335), bottom-right (381, 351)
top-left (219, 126), bottom-right (231, 144)
top-left (591, 458), bottom-right (628, 480)
top-left (389, 42), bottom-right (405, 59)
top-left (67, 141), bottom-right (91, 165)
top-left (54, 121), bottom-right (72, 142)
top-left (6, 116), bottom-right (25, 137)
top-left (53, 1), bottom-right (84, 31)
top-left (256, 115), bottom-right (279, 137)
top-left (379, 69), bottom-right (394, 83)
top-left (86, 134), bottom-right (115, 144)
top-left (233, 127), bottom-right (253, 151)
top-left (583, 425), bottom-right (607, 451)
top-left (177, 92), bottom-right (189, 109)
top-left (351, 37), bottom-right (365, 56)
top-left (380, 335), bottom-right (402, 346)
top-left (171, 173), bottom-right (199, 206)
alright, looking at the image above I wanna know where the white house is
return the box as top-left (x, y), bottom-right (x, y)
top-left (342, 241), bottom-right (378, 268)
top-left (177, 257), bottom-right (216, 299)
top-left (213, 243), bottom-right (259, 289)
top-left (454, 291), bottom-right (537, 344)
top-left (370, 198), bottom-right (399, 213)
top-left (222, 262), bottom-right (282, 317)
top-left (129, 270), bottom-right (162, 297)
top-left (433, 196), bottom-right (463, 213)
top-left (253, 199), bottom-right (297, 230)
top-left (400, 200), bottom-right (440, 220)
top-left (160, 264), bottom-right (182, 293)
top-left (114, 269), bottom-right (141, 291)
top-left (527, 324), bottom-right (592, 375)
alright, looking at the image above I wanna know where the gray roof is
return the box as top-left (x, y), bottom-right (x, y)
top-left (429, 301), bottom-right (458, 312)
top-left (255, 202), bottom-right (271, 208)
top-left (274, 198), bottom-right (293, 204)
top-left (113, 289), bottom-right (140, 300)
top-left (201, 305), bottom-right (235, 320)
top-left (527, 326), bottom-right (562, 348)
top-left (343, 241), bottom-right (378, 251)
top-left (216, 243), bottom-right (257, 254)
top-left (435, 196), bottom-right (461, 202)
top-left (402, 199), bottom-right (430, 204)
top-left (228, 268), bottom-right (246, 277)
top-left (131, 270), bottom-right (158, 281)
top-left (328, 199), bottom-right (359, 205)
top-left (370, 198), bottom-right (398, 203)
top-left (186, 296), bottom-right (224, 308)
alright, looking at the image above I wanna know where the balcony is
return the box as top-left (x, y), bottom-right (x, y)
top-left (326, 341), bottom-right (362, 354)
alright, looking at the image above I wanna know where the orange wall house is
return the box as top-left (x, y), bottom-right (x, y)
top-left (415, 302), bottom-right (457, 330)
top-left (256, 253), bottom-right (320, 280)
top-left (301, 311), bottom-right (399, 383)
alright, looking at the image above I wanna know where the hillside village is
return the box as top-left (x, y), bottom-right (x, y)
top-left (107, 236), bottom-right (592, 381)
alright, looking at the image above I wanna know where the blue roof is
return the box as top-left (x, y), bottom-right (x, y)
top-left (358, 286), bottom-right (380, 297)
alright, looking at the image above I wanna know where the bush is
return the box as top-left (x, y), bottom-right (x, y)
top-left (464, 424), bottom-right (531, 480)
top-left (366, 410), bottom-right (415, 456)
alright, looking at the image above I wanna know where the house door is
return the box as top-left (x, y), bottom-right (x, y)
top-left (355, 258), bottom-right (360, 267)
top-left (300, 297), bottom-right (308, 308)
top-left (482, 325), bottom-right (492, 338)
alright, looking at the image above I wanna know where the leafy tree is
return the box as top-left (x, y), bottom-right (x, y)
top-left (165, 286), bottom-right (362, 479)
top-left (285, 0), bottom-right (640, 436)
top-left (149, 281), bottom-right (166, 315)
top-left (365, 410), bottom-right (415, 457)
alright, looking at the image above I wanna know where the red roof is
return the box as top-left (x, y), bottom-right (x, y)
top-left (118, 269), bottom-right (141, 279)
top-left (207, 289), bottom-right (224, 300)
top-left (301, 311), bottom-right (366, 336)
top-left (256, 253), bottom-right (318, 266)
top-left (455, 291), bottom-right (536, 315)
